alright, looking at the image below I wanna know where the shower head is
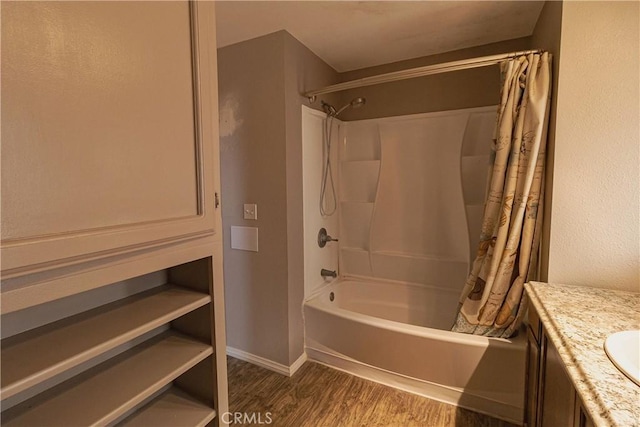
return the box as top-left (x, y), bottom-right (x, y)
top-left (334, 97), bottom-right (367, 117)
top-left (350, 97), bottom-right (366, 108)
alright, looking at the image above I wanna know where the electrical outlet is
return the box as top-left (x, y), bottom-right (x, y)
top-left (243, 203), bottom-right (257, 220)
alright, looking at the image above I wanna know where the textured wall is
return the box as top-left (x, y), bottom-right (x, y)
top-left (218, 31), bottom-right (339, 367)
top-left (547, 1), bottom-right (639, 291)
top-left (218, 33), bottom-right (290, 365)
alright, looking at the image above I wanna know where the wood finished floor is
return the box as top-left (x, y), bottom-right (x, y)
top-left (227, 357), bottom-right (519, 427)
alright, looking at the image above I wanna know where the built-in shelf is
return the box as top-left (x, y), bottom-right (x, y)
top-left (2, 331), bottom-right (212, 426)
top-left (120, 388), bottom-right (216, 427)
top-left (1, 285), bottom-right (210, 399)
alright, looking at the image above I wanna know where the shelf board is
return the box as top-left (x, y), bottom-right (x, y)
top-left (2, 332), bottom-right (212, 427)
top-left (1, 285), bottom-right (210, 399)
top-left (121, 388), bottom-right (216, 427)
top-left (118, 387), bottom-right (216, 427)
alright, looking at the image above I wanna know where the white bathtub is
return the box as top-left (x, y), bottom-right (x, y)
top-left (304, 278), bottom-right (526, 424)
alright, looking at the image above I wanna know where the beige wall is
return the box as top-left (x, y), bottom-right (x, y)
top-left (547, 1), bottom-right (639, 291)
top-left (337, 37), bottom-right (531, 121)
top-left (531, 0), bottom-right (563, 281)
top-left (218, 31), bottom-right (339, 366)
top-left (218, 33), bottom-right (289, 365)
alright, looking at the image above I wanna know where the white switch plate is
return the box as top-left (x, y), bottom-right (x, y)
top-left (231, 226), bottom-right (258, 252)
top-left (243, 203), bottom-right (258, 220)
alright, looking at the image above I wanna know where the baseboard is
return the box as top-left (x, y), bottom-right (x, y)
top-left (289, 352), bottom-right (308, 376)
top-left (305, 344), bottom-right (523, 425)
top-left (226, 346), bottom-right (307, 377)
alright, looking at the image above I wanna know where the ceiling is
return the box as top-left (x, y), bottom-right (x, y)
top-left (215, 1), bottom-right (545, 72)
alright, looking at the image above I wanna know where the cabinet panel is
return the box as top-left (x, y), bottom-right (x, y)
top-left (525, 326), bottom-right (540, 427)
top-left (528, 304), bottom-right (541, 345)
top-left (540, 335), bottom-right (576, 427)
top-left (0, 1), bottom-right (219, 276)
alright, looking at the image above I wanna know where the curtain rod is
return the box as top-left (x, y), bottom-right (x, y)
top-left (304, 49), bottom-right (543, 102)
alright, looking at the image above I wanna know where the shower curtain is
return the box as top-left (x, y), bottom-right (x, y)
top-left (453, 52), bottom-right (551, 338)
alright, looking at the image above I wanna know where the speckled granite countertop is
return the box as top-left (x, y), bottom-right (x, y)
top-left (525, 282), bottom-right (640, 427)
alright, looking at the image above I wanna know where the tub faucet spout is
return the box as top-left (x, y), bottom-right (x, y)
top-left (321, 269), bottom-right (337, 278)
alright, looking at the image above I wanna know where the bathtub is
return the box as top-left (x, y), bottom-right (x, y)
top-left (303, 277), bottom-right (526, 424)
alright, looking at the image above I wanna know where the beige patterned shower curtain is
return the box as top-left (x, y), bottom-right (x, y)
top-left (453, 52), bottom-right (551, 338)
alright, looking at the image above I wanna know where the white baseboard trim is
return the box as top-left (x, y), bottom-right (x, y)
top-left (305, 344), bottom-right (523, 425)
top-left (289, 352), bottom-right (308, 376)
top-left (227, 346), bottom-right (307, 377)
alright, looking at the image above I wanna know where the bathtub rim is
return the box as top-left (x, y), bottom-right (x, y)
top-left (304, 275), bottom-right (527, 347)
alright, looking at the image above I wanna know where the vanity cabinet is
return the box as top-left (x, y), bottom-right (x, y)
top-left (525, 304), bottom-right (595, 427)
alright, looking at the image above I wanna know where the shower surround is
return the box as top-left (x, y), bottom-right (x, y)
top-left (301, 105), bottom-right (526, 423)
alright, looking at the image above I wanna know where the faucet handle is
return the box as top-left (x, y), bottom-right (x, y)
top-left (318, 228), bottom-right (339, 248)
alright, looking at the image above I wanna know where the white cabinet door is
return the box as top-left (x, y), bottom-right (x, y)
top-left (1, 1), bottom-right (221, 277)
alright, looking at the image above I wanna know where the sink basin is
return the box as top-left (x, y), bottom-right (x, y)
top-left (604, 330), bottom-right (640, 386)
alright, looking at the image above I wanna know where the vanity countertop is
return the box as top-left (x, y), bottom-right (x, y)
top-left (525, 281), bottom-right (640, 427)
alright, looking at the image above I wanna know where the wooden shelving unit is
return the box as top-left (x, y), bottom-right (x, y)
top-left (1, 256), bottom-right (226, 426)
top-left (1, 286), bottom-right (210, 399)
top-left (121, 388), bottom-right (217, 427)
